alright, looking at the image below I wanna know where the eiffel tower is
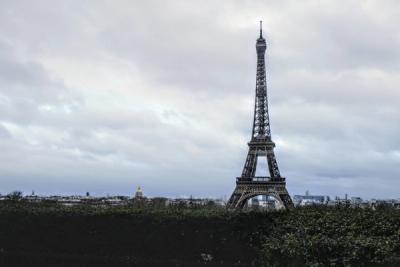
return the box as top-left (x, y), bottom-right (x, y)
top-left (227, 22), bottom-right (293, 209)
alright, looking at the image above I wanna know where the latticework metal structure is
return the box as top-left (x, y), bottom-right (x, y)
top-left (227, 22), bottom-right (293, 209)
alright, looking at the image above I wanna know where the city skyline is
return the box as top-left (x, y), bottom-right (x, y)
top-left (1, 1), bottom-right (399, 199)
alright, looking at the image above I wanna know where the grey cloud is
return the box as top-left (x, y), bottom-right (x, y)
top-left (0, 41), bottom-right (81, 126)
top-left (0, 123), bottom-right (11, 139)
top-left (0, 0), bottom-right (399, 198)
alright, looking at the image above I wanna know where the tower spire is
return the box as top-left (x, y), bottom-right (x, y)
top-left (259, 20), bottom-right (263, 38)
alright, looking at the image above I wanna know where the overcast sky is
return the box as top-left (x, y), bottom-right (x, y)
top-left (0, 0), bottom-right (399, 199)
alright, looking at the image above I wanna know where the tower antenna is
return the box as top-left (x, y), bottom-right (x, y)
top-left (260, 20), bottom-right (263, 38)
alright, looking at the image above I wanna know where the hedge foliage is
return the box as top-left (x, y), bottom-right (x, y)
top-left (0, 201), bottom-right (399, 266)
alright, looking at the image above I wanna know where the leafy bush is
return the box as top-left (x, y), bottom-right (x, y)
top-left (0, 202), bottom-right (399, 266)
top-left (260, 207), bottom-right (400, 266)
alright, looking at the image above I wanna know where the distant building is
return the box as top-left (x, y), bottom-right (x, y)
top-left (351, 197), bottom-right (363, 206)
top-left (134, 186), bottom-right (144, 199)
top-left (244, 196), bottom-right (278, 209)
top-left (293, 191), bottom-right (327, 206)
top-left (334, 196), bottom-right (351, 205)
top-left (250, 198), bottom-right (259, 207)
top-left (213, 198), bottom-right (226, 206)
top-left (370, 198), bottom-right (400, 209)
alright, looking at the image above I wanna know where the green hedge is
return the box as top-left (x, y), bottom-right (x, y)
top-left (0, 201), bottom-right (399, 266)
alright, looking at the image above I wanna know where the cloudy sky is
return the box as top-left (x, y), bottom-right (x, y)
top-left (0, 0), bottom-right (399, 199)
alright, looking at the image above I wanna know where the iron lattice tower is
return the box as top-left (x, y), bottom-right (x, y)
top-left (227, 22), bottom-right (293, 209)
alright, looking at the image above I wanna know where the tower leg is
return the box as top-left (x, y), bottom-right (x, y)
top-left (242, 148), bottom-right (257, 177)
